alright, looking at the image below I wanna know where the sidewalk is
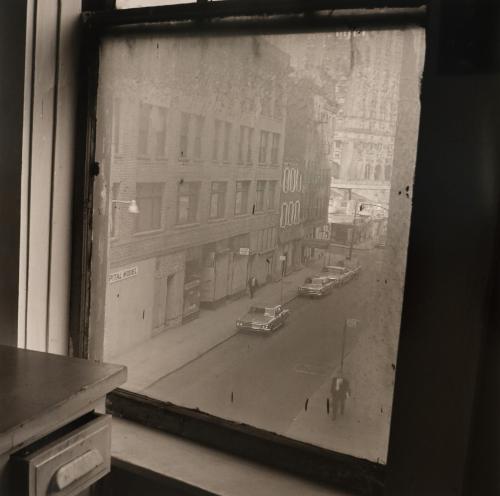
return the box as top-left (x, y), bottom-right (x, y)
top-left (284, 310), bottom-right (395, 464)
top-left (112, 259), bottom-right (325, 393)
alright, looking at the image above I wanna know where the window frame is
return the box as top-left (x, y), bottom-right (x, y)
top-left (135, 182), bottom-right (164, 233)
top-left (209, 181), bottom-right (227, 220)
top-left (72, 2), bottom-right (492, 494)
top-left (176, 180), bottom-right (200, 225)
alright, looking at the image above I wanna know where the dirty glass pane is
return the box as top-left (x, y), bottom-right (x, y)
top-left (95, 28), bottom-right (425, 462)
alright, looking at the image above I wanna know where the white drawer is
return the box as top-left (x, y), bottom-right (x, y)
top-left (12, 413), bottom-right (111, 496)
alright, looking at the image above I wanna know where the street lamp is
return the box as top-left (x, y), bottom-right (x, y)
top-left (111, 199), bottom-right (140, 214)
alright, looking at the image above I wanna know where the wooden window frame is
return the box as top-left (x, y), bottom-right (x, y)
top-left (70, 1), bottom-right (500, 494)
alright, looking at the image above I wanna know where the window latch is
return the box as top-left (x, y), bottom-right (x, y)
top-left (91, 161), bottom-right (100, 177)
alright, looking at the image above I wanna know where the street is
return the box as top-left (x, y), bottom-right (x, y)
top-left (144, 247), bottom-right (388, 456)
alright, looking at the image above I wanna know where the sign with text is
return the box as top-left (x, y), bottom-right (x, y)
top-left (239, 248), bottom-right (250, 256)
top-left (109, 266), bottom-right (138, 284)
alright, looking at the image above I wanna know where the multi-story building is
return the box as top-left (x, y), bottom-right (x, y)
top-left (273, 35), bottom-right (338, 273)
top-left (328, 31), bottom-right (404, 248)
top-left (99, 36), bottom-right (290, 358)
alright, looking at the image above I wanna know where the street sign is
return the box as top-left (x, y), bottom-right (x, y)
top-left (239, 248), bottom-right (250, 255)
top-left (346, 318), bottom-right (359, 328)
top-left (109, 266), bottom-right (138, 284)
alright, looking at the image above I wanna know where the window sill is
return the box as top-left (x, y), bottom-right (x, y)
top-left (132, 228), bottom-right (163, 237)
top-left (111, 418), bottom-right (353, 496)
top-left (208, 217), bottom-right (228, 224)
top-left (175, 222), bottom-right (200, 229)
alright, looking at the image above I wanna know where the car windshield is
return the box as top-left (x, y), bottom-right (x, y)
top-left (264, 307), bottom-right (276, 317)
top-left (324, 267), bottom-right (345, 274)
top-left (311, 278), bottom-right (326, 284)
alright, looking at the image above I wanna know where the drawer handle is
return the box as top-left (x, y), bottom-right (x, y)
top-left (53, 449), bottom-right (104, 491)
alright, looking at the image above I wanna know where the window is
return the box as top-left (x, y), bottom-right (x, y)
top-left (238, 125), bottom-right (245, 164)
top-left (280, 202), bottom-right (288, 228)
top-left (246, 127), bottom-right (254, 164)
top-left (255, 180), bottom-right (266, 212)
top-left (287, 201), bottom-right (294, 225)
top-left (294, 200), bottom-right (300, 224)
top-left (282, 167), bottom-right (289, 193)
top-left (271, 132), bottom-right (280, 165)
top-left (91, 17), bottom-right (425, 486)
top-left (234, 180), bottom-right (250, 215)
top-left (267, 180), bottom-right (277, 210)
top-left (223, 121), bottom-right (232, 162)
top-left (179, 111), bottom-right (190, 160)
top-left (177, 181), bottom-right (200, 224)
top-left (135, 182), bottom-right (163, 232)
top-left (212, 118), bottom-right (221, 162)
top-left (154, 106), bottom-right (168, 158)
top-left (209, 181), bottom-right (227, 219)
top-left (259, 130), bottom-right (269, 164)
top-left (193, 114), bottom-right (204, 160)
top-left (138, 102), bottom-right (152, 156)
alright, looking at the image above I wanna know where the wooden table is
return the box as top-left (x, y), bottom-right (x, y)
top-left (0, 345), bottom-right (126, 495)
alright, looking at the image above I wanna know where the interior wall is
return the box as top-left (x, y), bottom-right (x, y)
top-left (17, 0), bottom-right (81, 354)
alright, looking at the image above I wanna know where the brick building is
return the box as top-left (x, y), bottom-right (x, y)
top-left (279, 76), bottom-right (334, 273)
top-left (98, 35), bottom-right (290, 358)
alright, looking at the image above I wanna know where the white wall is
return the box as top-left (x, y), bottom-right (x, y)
top-left (17, 0), bottom-right (81, 354)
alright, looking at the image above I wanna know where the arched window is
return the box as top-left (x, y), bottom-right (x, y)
top-left (288, 168), bottom-right (295, 192)
top-left (298, 173), bottom-right (303, 192)
top-left (294, 200), bottom-right (301, 224)
top-left (288, 201), bottom-right (294, 226)
top-left (283, 168), bottom-right (289, 193)
top-left (280, 203), bottom-right (287, 228)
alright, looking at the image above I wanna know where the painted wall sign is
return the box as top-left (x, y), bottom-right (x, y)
top-left (109, 266), bottom-right (138, 284)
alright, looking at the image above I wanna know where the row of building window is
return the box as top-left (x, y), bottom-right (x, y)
top-left (114, 101), bottom-right (282, 166)
top-left (280, 201), bottom-right (301, 228)
top-left (111, 180), bottom-right (278, 236)
top-left (282, 167), bottom-right (303, 193)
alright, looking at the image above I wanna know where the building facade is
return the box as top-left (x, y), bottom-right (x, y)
top-left (99, 36), bottom-right (290, 358)
top-left (328, 31), bottom-right (404, 248)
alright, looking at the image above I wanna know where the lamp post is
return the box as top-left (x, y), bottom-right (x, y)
top-left (347, 201), bottom-right (388, 260)
top-left (280, 255), bottom-right (286, 305)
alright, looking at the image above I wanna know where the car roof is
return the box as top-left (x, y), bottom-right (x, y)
top-left (249, 304), bottom-right (280, 310)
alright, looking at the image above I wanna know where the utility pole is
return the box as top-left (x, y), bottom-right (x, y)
top-left (340, 320), bottom-right (347, 374)
top-left (347, 201), bottom-right (359, 261)
top-left (280, 255), bottom-right (286, 305)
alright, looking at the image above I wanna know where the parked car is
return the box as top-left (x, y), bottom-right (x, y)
top-left (298, 275), bottom-right (336, 297)
top-left (236, 304), bottom-right (290, 334)
top-left (321, 264), bottom-right (360, 286)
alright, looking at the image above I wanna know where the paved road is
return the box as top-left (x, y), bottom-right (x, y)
top-left (145, 248), bottom-right (385, 436)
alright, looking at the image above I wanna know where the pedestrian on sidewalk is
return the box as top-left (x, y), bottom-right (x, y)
top-left (330, 376), bottom-right (351, 421)
top-left (248, 276), bottom-right (257, 299)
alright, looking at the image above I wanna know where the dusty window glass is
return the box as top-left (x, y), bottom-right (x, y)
top-left (96, 28), bottom-right (425, 463)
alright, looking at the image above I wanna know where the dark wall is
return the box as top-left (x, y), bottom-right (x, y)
top-left (386, 1), bottom-right (500, 494)
top-left (0, 1), bottom-right (27, 346)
